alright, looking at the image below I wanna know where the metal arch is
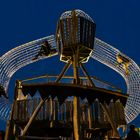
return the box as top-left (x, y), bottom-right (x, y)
top-left (0, 35), bottom-right (58, 92)
top-left (91, 38), bottom-right (140, 123)
top-left (0, 35), bottom-right (58, 121)
top-left (0, 35), bottom-right (139, 124)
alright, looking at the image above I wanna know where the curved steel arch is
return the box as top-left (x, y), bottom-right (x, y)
top-left (91, 38), bottom-right (140, 123)
top-left (0, 35), bottom-right (58, 121)
top-left (0, 35), bottom-right (57, 91)
top-left (0, 35), bottom-right (139, 124)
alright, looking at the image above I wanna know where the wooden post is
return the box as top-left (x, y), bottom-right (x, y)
top-left (5, 80), bottom-right (22, 140)
top-left (21, 99), bottom-right (46, 136)
top-left (88, 104), bottom-right (92, 129)
top-left (72, 54), bottom-right (80, 140)
top-left (100, 103), bottom-right (120, 138)
top-left (80, 63), bottom-right (95, 87)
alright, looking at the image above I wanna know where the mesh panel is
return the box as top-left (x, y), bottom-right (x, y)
top-left (0, 36), bottom-right (139, 124)
top-left (0, 35), bottom-right (57, 121)
top-left (92, 38), bottom-right (140, 123)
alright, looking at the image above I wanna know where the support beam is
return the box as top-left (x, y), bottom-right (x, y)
top-left (72, 54), bottom-right (80, 140)
top-left (88, 104), bottom-right (92, 129)
top-left (55, 61), bottom-right (71, 83)
top-left (5, 80), bottom-right (22, 140)
top-left (100, 103), bottom-right (120, 138)
top-left (21, 99), bottom-right (46, 136)
top-left (80, 63), bottom-right (95, 87)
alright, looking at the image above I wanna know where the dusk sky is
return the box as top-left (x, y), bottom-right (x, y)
top-left (0, 0), bottom-right (140, 130)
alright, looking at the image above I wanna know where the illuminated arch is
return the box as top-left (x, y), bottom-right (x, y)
top-left (91, 38), bottom-right (140, 123)
top-left (0, 35), bottom-right (57, 120)
top-left (0, 36), bottom-right (139, 124)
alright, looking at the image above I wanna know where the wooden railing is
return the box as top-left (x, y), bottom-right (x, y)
top-left (13, 98), bottom-right (125, 127)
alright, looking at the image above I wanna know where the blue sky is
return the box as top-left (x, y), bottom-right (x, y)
top-left (0, 0), bottom-right (140, 130)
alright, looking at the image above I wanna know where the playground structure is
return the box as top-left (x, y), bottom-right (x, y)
top-left (5, 76), bottom-right (127, 140)
top-left (0, 9), bottom-right (139, 139)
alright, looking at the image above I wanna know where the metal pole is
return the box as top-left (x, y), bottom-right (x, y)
top-left (55, 61), bottom-right (71, 83)
top-left (21, 99), bottom-right (46, 136)
top-left (80, 63), bottom-right (95, 87)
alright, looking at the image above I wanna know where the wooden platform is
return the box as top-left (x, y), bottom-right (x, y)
top-left (22, 82), bottom-right (128, 105)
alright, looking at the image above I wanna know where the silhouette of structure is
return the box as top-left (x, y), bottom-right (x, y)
top-left (5, 76), bottom-right (127, 140)
top-left (0, 9), bottom-right (139, 140)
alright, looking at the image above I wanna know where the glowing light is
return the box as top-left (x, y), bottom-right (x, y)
top-left (0, 36), bottom-right (139, 124)
top-left (0, 35), bottom-right (57, 121)
top-left (91, 38), bottom-right (140, 123)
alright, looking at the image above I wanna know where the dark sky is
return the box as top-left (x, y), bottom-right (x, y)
top-left (0, 0), bottom-right (140, 130)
